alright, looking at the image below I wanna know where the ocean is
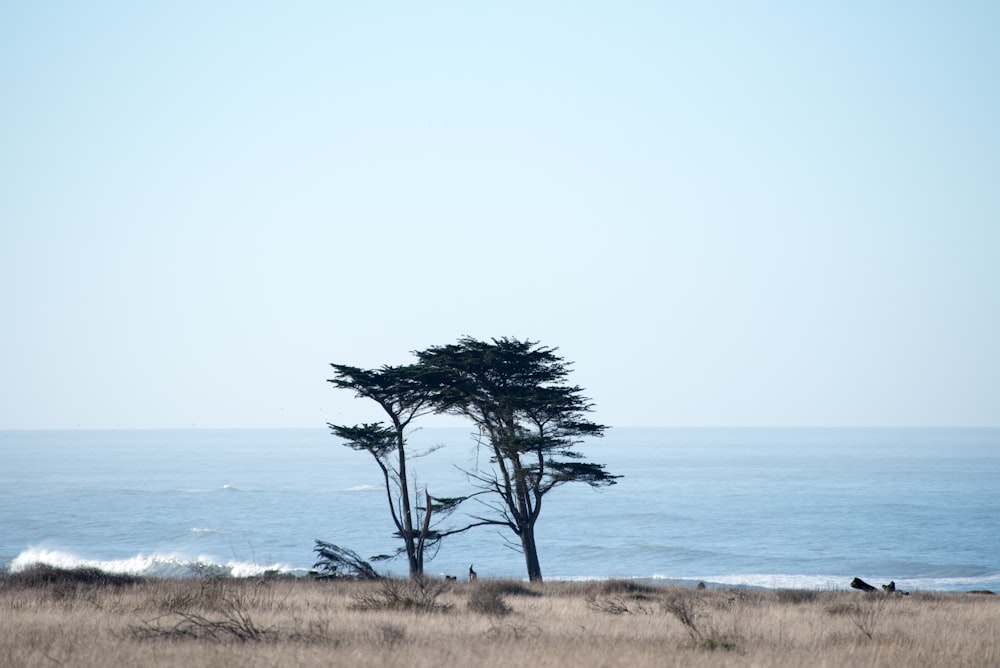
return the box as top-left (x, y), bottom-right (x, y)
top-left (1, 428), bottom-right (997, 592)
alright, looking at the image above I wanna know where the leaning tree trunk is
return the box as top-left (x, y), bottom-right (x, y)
top-left (509, 455), bottom-right (543, 582)
top-left (396, 431), bottom-right (421, 579)
top-left (520, 523), bottom-right (543, 582)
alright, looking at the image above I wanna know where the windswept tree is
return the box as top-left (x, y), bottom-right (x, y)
top-left (328, 363), bottom-right (463, 578)
top-left (415, 337), bottom-right (616, 582)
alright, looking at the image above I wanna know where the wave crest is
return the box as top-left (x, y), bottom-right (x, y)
top-left (7, 547), bottom-right (308, 579)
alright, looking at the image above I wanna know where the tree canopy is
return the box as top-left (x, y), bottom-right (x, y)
top-left (327, 364), bottom-right (445, 578)
top-left (327, 337), bottom-right (615, 582)
top-left (414, 337), bottom-right (615, 581)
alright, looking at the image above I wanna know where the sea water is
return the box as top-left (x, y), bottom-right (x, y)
top-left (1, 428), bottom-right (997, 592)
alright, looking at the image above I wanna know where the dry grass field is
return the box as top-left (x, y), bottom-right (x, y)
top-left (1, 566), bottom-right (997, 667)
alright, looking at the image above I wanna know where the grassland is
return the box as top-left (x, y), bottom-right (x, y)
top-left (1, 566), bottom-right (997, 667)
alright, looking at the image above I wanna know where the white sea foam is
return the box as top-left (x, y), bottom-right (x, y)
top-left (343, 484), bottom-right (380, 492)
top-left (11, 548), bottom-right (184, 575)
top-left (668, 573), bottom-right (849, 590)
top-left (7, 547), bottom-right (308, 578)
top-left (654, 572), bottom-right (1000, 591)
top-left (899, 574), bottom-right (1000, 591)
top-left (546, 575), bottom-right (610, 582)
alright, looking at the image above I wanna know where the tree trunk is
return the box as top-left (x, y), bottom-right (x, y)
top-left (415, 489), bottom-right (432, 575)
top-left (520, 523), bottom-right (543, 582)
top-left (396, 430), bottom-right (420, 578)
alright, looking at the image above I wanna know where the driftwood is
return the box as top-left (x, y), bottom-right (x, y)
top-left (850, 577), bottom-right (877, 592)
top-left (851, 577), bottom-right (909, 595)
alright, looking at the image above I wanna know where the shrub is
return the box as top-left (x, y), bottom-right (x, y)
top-left (588, 596), bottom-right (634, 615)
top-left (847, 596), bottom-right (886, 640)
top-left (477, 579), bottom-right (542, 597)
top-left (131, 583), bottom-right (272, 642)
top-left (698, 636), bottom-right (736, 651)
top-left (594, 578), bottom-right (658, 597)
top-left (467, 587), bottom-right (511, 617)
top-left (661, 588), bottom-right (708, 642)
top-left (3, 565), bottom-right (139, 589)
top-left (351, 578), bottom-right (451, 613)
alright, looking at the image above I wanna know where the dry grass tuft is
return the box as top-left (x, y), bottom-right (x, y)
top-left (1, 568), bottom-right (998, 667)
top-left (775, 588), bottom-right (820, 604)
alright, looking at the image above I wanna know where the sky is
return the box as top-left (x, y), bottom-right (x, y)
top-left (2, 2), bottom-right (998, 429)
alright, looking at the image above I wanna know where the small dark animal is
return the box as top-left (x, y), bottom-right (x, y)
top-left (696, 581), bottom-right (706, 590)
top-left (469, 564), bottom-right (477, 582)
top-left (445, 575), bottom-right (457, 581)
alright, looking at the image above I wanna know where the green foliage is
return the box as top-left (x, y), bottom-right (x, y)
top-left (415, 337), bottom-right (615, 491)
top-left (697, 636), bottom-right (736, 651)
top-left (327, 423), bottom-right (396, 458)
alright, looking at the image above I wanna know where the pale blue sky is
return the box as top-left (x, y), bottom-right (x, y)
top-left (2, 2), bottom-right (998, 429)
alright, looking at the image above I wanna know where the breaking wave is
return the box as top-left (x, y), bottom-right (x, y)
top-left (5, 547), bottom-right (997, 591)
top-left (6, 547), bottom-right (310, 579)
